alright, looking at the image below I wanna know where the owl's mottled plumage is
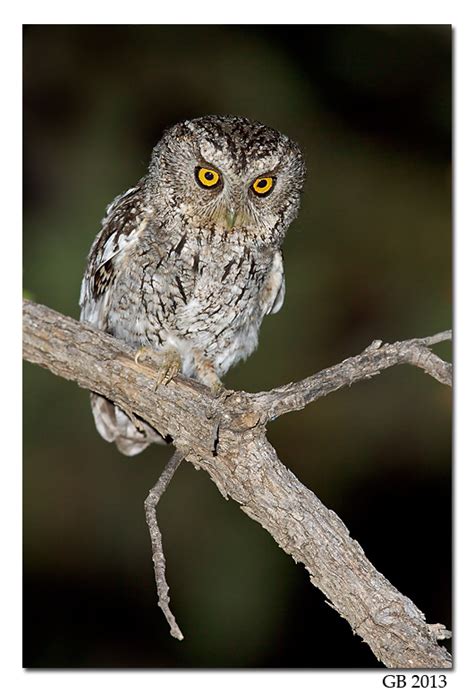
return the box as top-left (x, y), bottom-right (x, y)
top-left (80, 115), bottom-right (305, 455)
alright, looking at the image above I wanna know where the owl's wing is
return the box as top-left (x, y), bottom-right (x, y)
top-left (79, 181), bottom-right (148, 328)
top-left (260, 249), bottom-right (286, 316)
top-left (79, 181), bottom-right (164, 455)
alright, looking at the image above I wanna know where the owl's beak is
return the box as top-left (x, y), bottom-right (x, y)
top-left (226, 207), bottom-right (238, 231)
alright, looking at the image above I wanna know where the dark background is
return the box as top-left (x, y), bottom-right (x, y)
top-left (23, 25), bottom-right (452, 668)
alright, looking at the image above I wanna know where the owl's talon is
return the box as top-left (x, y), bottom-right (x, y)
top-left (133, 346), bottom-right (182, 387)
top-left (134, 346), bottom-right (149, 365)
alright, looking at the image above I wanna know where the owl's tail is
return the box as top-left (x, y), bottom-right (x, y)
top-left (90, 393), bottom-right (165, 456)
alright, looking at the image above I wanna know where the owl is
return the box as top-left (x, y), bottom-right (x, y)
top-left (80, 115), bottom-right (306, 455)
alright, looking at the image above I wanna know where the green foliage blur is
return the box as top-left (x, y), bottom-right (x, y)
top-left (23, 25), bottom-right (451, 668)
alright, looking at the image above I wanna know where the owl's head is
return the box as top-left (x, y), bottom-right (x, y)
top-left (147, 115), bottom-right (306, 245)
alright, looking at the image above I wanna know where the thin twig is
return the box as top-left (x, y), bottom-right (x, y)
top-left (418, 330), bottom-right (452, 346)
top-left (144, 449), bottom-right (185, 640)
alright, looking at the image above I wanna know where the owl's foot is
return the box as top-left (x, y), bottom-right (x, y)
top-left (211, 380), bottom-right (225, 395)
top-left (193, 351), bottom-right (223, 394)
top-left (134, 346), bottom-right (182, 386)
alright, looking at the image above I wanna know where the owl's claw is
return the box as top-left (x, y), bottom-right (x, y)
top-left (134, 346), bottom-right (182, 386)
top-left (134, 346), bottom-right (147, 366)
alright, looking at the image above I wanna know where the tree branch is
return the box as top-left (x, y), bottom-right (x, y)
top-left (22, 299), bottom-right (452, 668)
top-left (252, 333), bottom-right (452, 421)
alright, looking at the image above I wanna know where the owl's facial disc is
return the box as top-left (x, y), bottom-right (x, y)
top-left (192, 159), bottom-right (279, 231)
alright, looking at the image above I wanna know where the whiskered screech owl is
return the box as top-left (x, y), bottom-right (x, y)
top-left (80, 115), bottom-right (306, 455)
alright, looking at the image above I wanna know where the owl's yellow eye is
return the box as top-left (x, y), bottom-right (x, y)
top-left (251, 176), bottom-right (275, 196)
top-left (196, 166), bottom-right (221, 188)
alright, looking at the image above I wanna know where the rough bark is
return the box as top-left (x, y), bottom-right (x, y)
top-left (22, 299), bottom-right (452, 668)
